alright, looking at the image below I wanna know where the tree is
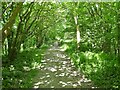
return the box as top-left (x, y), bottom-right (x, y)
top-left (117, 2), bottom-right (120, 63)
top-left (2, 2), bottom-right (23, 44)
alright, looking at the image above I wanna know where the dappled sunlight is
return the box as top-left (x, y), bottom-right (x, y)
top-left (2, 1), bottom-right (120, 88)
top-left (33, 81), bottom-right (44, 88)
top-left (58, 73), bottom-right (65, 77)
top-left (33, 85), bottom-right (39, 88)
top-left (60, 44), bottom-right (69, 51)
top-left (63, 61), bottom-right (68, 64)
top-left (9, 65), bottom-right (15, 71)
top-left (85, 51), bottom-right (94, 60)
top-left (2, 48), bottom-right (45, 88)
top-left (47, 67), bottom-right (57, 72)
top-left (23, 66), bottom-right (31, 71)
top-left (32, 45), bottom-right (94, 88)
top-left (56, 53), bottom-right (67, 59)
top-left (23, 61), bottom-right (42, 71)
top-left (41, 59), bottom-right (46, 63)
top-left (59, 81), bottom-right (67, 87)
top-left (34, 81), bottom-right (44, 86)
top-left (31, 62), bottom-right (41, 69)
top-left (35, 54), bottom-right (38, 57)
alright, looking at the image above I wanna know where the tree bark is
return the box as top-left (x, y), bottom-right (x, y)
top-left (2, 2), bottom-right (23, 44)
top-left (74, 16), bottom-right (80, 49)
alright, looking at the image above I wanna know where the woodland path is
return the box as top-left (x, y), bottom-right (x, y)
top-left (33, 45), bottom-right (94, 88)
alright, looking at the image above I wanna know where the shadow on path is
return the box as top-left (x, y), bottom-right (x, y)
top-left (33, 46), bottom-right (94, 88)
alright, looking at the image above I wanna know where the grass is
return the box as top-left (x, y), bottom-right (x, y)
top-left (2, 45), bottom-right (48, 88)
top-left (61, 43), bottom-right (120, 88)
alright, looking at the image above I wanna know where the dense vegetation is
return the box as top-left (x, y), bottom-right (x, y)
top-left (1, 1), bottom-right (120, 88)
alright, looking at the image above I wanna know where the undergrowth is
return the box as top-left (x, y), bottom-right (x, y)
top-left (2, 45), bottom-right (48, 88)
top-left (61, 43), bottom-right (120, 88)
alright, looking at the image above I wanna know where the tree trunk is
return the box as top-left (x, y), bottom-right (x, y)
top-left (74, 16), bottom-right (80, 49)
top-left (36, 36), bottom-right (43, 48)
top-left (2, 2), bottom-right (23, 44)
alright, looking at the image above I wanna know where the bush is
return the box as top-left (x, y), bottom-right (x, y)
top-left (66, 48), bottom-right (120, 88)
top-left (2, 48), bottom-right (47, 88)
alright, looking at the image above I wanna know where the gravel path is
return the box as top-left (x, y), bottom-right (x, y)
top-left (33, 46), bottom-right (94, 88)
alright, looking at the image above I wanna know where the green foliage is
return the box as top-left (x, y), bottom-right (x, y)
top-left (60, 2), bottom-right (120, 88)
top-left (2, 47), bottom-right (47, 88)
top-left (66, 49), bottom-right (120, 88)
top-left (1, 1), bottom-right (120, 88)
